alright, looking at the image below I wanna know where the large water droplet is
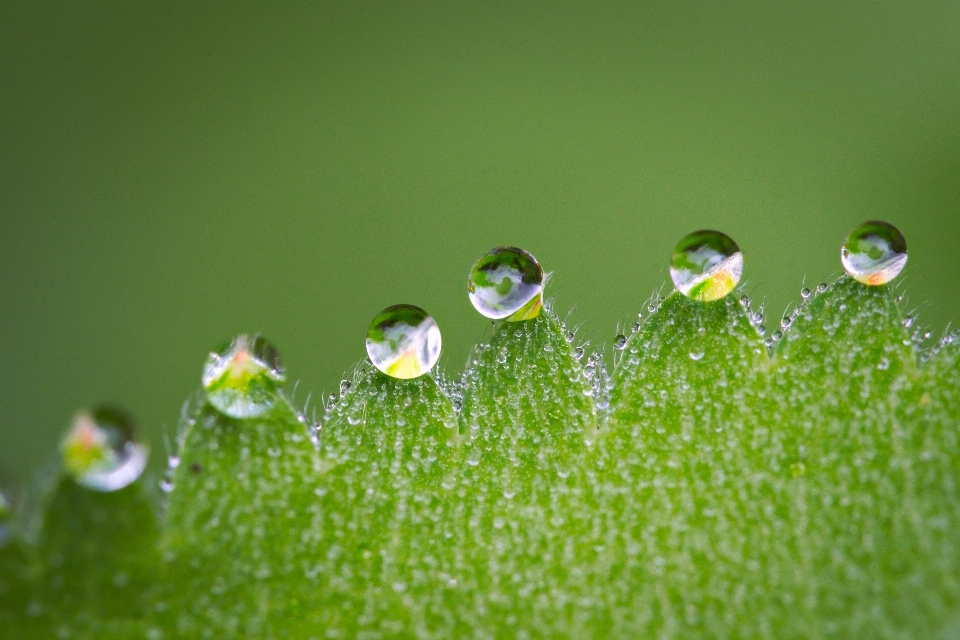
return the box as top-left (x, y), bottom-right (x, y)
top-left (60, 407), bottom-right (148, 492)
top-left (467, 246), bottom-right (543, 321)
top-left (366, 304), bottom-right (441, 379)
top-left (203, 334), bottom-right (285, 418)
top-left (670, 230), bottom-right (743, 301)
top-left (841, 220), bottom-right (907, 285)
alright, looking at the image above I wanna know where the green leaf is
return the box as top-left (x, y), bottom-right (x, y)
top-left (310, 363), bottom-right (459, 635)
top-left (154, 393), bottom-right (321, 638)
top-left (595, 291), bottom-right (771, 635)
top-left (10, 280), bottom-right (960, 638)
top-left (35, 477), bottom-right (160, 638)
top-left (454, 310), bottom-right (597, 634)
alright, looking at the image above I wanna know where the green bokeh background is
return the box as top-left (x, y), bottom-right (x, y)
top-left (2, 2), bottom-right (959, 486)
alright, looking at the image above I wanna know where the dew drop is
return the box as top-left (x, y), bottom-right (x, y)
top-left (632, 321), bottom-right (641, 333)
top-left (670, 230), bottom-right (743, 301)
top-left (366, 304), bottom-right (441, 379)
top-left (903, 316), bottom-right (914, 329)
top-left (800, 287), bottom-right (812, 299)
top-left (688, 350), bottom-right (705, 361)
top-left (781, 316), bottom-right (792, 329)
top-left (60, 407), bottom-right (147, 492)
top-left (614, 335), bottom-right (627, 350)
top-left (841, 220), bottom-right (907, 285)
top-left (339, 380), bottom-right (352, 395)
top-left (773, 330), bottom-right (783, 340)
top-left (740, 295), bottom-right (751, 307)
top-left (565, 330), bottom-right (575, 343)
top-left (573, 347), bottom-right (584, 360)
top-left (757, 324), bottom-right (767, 336)
top-left (467, 246), bottom-right (543, 321)
top-left (202, 334), bottom-right (285, 418)
top-left (817, 282), bottom-right (828, 293)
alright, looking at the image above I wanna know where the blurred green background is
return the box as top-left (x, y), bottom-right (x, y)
top-left (2, 2), bottom-right (959, 486)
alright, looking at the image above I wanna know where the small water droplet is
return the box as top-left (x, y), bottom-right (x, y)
top-left (168, 456), bottom-right (180, 469)
top-left (573, 347), bottom-right (584, 360)
top-left (467, 246), bottom-right (543, 321)
top-left (903, 316), bottom-right (914, 328)
top-left (203, 335), bottom-right (285, 418)
top-left (877, 357), bottom-right (890, 370)
top-left (614, 335), bottom-right (627, 350)
top-left (339, 380), bottom-right (352, 395)
top-left (800, 287), bottom-right (811, 299)
top-left (757, 324), bottom-right (767, 336)
top-left (647, 302), bottom-right (657, 313)
top-left (740, 295), bottom-right (751, 307)
top-left (841, 220), bottom-right (907, 285)
top-left (366, 304), bottom-right (441, 379)
top-left (817, 282), bottom-right (828, 293)
top-left (632, 321), bottom-right (641, 333)
top-left (670, 230), bottom-right (743, 301)
top-left (565, 330), bottom-right (575, 343)
top-left (61, 407), bottom-right (147, 492)
top-left (773, 330), bottom-right (783, 340)
top-left (688, 350), bottom-right (705, 361)
top-left (159, 480), bottom-right (173, 493)
top-left (781, 316), bottom-right (792, 329)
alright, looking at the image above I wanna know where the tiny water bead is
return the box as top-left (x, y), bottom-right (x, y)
top-left (841, 220), bottom-right (908, 285)
top-left (203, 334), bottom-right (285, 418)
top-left (613, 334), bottom-right (627, 350)
top-left (60, 407), bottom-right (147, 492)
top-left (467, 246), bottom-right (544, 321)
top-left (366, 304), bottom-right (441, 379)
top-left (670, 230), bottom-right (743, 301)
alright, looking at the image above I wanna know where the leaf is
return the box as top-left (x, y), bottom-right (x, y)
top-left (596, 291), bottom-right (772, 635)
top-left (35, 477), bottom-right (160, 638)
top-left (154, 393), bottom-right (321, 638)
top-left (454, 310), bottom-right (597, 635)
top-left (309, 363), bottom-right (459, 636)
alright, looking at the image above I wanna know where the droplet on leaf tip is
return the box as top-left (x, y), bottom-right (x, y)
top-left (670, 230), bottom-right (743, 301)
top-left (467, 246), bottom-right (543, 321)
top-left (203, 334), bottom-right (285, 418)
top-left (366, 304), bottom-right (441, 379)
top-left (61, 407), bottom-right (147, 492)
top-left (841, 220), bottom-right (907, 285)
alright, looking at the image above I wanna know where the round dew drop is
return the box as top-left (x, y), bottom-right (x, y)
top-left (841, 220), bottom-right (907, 285)
top-left (366, 304), bottom-right (441, 379)
top-left (203, 334), bottom-right (285, 418)
top-left (670, 230), bottom-right (743, 301)
top-left (467, 246), bottom-right (544, 321)
top-left (60, 406), bottom-right (148, 492)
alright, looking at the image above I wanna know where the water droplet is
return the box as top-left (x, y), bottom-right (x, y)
top-left (573, 347), bottom-right (584, 360)
top-left (757, 324), bottom-right (767, 336)
top-left (366, 304), bottom-right (441, 379)
top-left (841, 220), bottom-right (907, 285)
top-left (159, 480), bottom-right (173, 493)
top-left (60, 407), bottom-right (147, 492)
top-left (670, 230), bottom-right (743, 301)
top-left (339, 380), bottom-right (352, 395)
top-left (168, 456), bottom-right (180, 469)
top-left (202, 334), bottom-right (285, 418)
top-left (632, 321), bottom-right (641, 333)
top-left (817, 282), bottom-right (828, 293)
top-left (800, 287), bottom-right (812, 299)
top-left (781, 316), bottom-right (792, 329)
top-left (647, 302), bottom-right (657, 313)
top-left (740, 295), bottom-right (751, 307)
top-left (903, 316), bottom-right (914, 329)
top-left (877, 357), bottom-right (890, 370)
top-left (773, 330), bottom-right (783, 340)
top-left (467, 246), bottom-right (543, 321)
top-left (688, 350), bottom-right (705, 361)
top-left (565, 330), bottom-right (575, 343)
top-left (613, 335), bottom-right (627, 350)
